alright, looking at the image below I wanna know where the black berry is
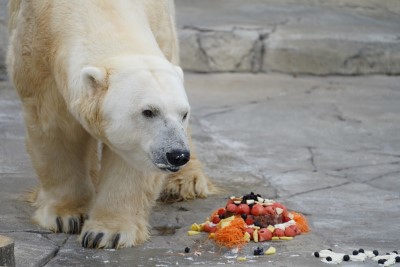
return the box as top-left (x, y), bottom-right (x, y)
top-left (343, 255), bottom-right (350, 261)
top-left (184, 247), bottom-right (190, 253)
top-left (393, 251), bottom-right (398, 254)
top-left (386, 252), bottom-right (390, 255)
top-left (314, 252), bottom-right (320, 258)
top-left (253, 247), bottom-right (264, 256)
top-left (378, 259), bottom-right (387, 264)
top-left (373, 250), bottom-right (379, 256)
top-left (326, 256), bottom-right (332, 262)
top-left (353, 250), bottom-right (359, 255)
top-left (395, 256), bottom-right (400, 263)
top-left (358, 248), bottom-right (364, 253)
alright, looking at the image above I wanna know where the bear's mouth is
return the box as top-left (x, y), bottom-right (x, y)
top-left (155, 163), bottom-right (181, 173)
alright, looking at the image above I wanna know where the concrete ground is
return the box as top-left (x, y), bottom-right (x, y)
top-left (1, 72), bottom-right (400, 266)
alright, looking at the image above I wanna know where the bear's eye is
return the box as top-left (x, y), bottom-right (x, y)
top-left (142, 109), bottom-right (155, 118)
top-left (182, 112), bottom-right (188, 121)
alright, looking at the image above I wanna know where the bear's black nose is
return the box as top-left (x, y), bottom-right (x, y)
top-left (166, 150), bottom-right (190, 167)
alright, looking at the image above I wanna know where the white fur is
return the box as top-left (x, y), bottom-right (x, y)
top-left (7, 0), bottom-right (214, 249)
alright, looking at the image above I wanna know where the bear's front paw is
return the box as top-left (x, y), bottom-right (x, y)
top-left (33, 208), bottom-right (85, 234)
top-left (160, 157), bottom-right (217, 202)
top-left (79, 220), bottom-right (149, 249)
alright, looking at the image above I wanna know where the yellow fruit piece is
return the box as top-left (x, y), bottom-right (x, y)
top-left (221, 216), bottom-right (235, 223)
top-left (220, 221), bottom-right (231, 229)
top-left (209, 233), bottom-right (215, 239)
top-left (199, 223), bottom-right (205, 231)
top-left (267, 225), bottom-right (275, 232)
top-left (279, 236), bottom-right (293, 240)
top-left (271, 237), bottom-right (280, 241)
top-left (253, 229), bottom-right (259, 242)
top-left (265, 246), bottom-right (276, 255)
top-left (187, 230), bottom-right (201, 236)
top-left (237, 257), bottom-right (247, 261)
top-left (191, 223), bottom-right (200, 231)
top-left (217, 215), bottom-right (235, 229)
top-left (243, 232), bottom-right (251, 242)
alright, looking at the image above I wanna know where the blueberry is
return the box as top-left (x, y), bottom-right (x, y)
top-left (184, 247), bottom-right (190, 253)
top-left (343, 255), bottom-right (350, 261)
top-left (373, 250), bottom-right (379, 256)
top-left (353, 250), bottom-right (359, 255)
top-left (327, 248), bottom-right (333, 251)
top-left (253, 247), bottom-right (264, 256)
top-left (326, 256), bottom-right (332, 262)
top-left (241, 214), bottom-right (247, 220)
top-left (386, 252), bottom-right (390, 255)
top-left (250, 192), bottom-right (254, 195)
top-left (378, 259), bottom-right (387, 264)
top-left (314, 252), bottom-right (320, 258)
top-left (358, 248), bottom-right (364, 253)
top-left (393, 251), bottom-right (398, 254)
top-left (395, 256), bottom-right (400, 263)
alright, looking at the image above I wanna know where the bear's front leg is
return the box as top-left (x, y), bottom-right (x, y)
top-left (22, 107), bottom-right (97, 234)
top-left (80, 146), bottom-right (165, 249)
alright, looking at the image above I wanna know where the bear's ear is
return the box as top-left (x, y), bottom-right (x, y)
top-left (174, 66), bottom-right (184, 82)
top-left (81, 66), bottom-right (107, 96)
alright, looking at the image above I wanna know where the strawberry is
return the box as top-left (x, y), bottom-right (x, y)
top-left (251, 204), bottom-right (265, 216)
top-left (226, 203), bottom-right (238, 213)
top-left (237, 204), bottom-right (250, 215)
top-left (274, 228), bottom-right (285, 237)
top-left (217, 208), bottom-right (226, 216)
top-left (264, 206), bottom-right (275, 215)
top-left (289, 224), bottom-right (301, 235)
top-left (258, 228), bottom-right (273, 241)
top-left (203, 223), bottom-right (217, 233)
top-left (284, 227), bottom-right (296, 237)
top-left (245, 215), bottom-right (254, 225)
top-left (212, 215), bottom-right (221, 224)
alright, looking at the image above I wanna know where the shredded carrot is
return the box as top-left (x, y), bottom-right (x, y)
top-left (214, 217), bottom-right (247, 248)
top-left (292, 212), bottom-right (310, 233)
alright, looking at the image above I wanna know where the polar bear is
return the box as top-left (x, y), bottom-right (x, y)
top-left (7, 0), bottom-right (215, 248)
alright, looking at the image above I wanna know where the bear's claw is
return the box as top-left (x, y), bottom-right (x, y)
top-left (54, 216), bottom-right (83, 234)
top-left (81, 232), bottom-right (122, 249)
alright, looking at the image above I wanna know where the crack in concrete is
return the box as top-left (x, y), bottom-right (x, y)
top-left (41, 235), bottom-right (69, 267)
top-left (366, 169), bottom-right (400, 183)
top-left (334, 160), bottom-right (400, 172)
top-left (285, 181), bottom-right (351, 200)
top-left (0, 230), bottom-right (52, 235)
top-left (195, 33), bottom-right (212, 71)
top-left (307, 147), bottom-right (318, 173)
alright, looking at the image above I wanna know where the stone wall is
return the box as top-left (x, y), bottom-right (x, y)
top-left (1, 0), bottom-right (400, 79)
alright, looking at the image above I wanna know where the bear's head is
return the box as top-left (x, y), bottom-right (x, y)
top-left (81, 56), bottom-right (190, 173)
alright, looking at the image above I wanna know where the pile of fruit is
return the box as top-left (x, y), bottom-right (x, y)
top-left (188, 192), bottom-right (309, 248)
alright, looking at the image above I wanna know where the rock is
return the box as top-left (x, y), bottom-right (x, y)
top-left (0, 235), bottom-right (15, 267)
top-left (179, 27), bottom-right (263, 73)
